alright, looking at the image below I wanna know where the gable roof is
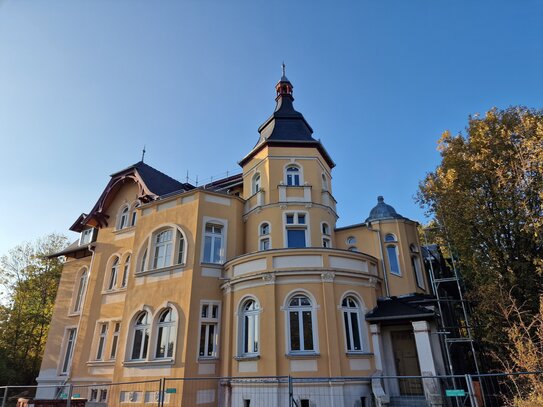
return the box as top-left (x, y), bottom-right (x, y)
top-left (70, 161), bottom-right (194, 232)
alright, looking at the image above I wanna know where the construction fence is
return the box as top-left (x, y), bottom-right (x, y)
top-left (1, 372), bottom-right (542, 407)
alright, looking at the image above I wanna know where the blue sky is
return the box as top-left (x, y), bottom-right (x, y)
top-left (0, 0), bottom-right (542, 256)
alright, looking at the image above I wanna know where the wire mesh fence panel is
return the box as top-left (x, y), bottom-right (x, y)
top-left (163, 378), bottom-right (220, 406)
top-left (72, 379), bottom-right (161, 406)
top-left (225, 377), bottom-right (290, 407)
top-left (291, 377), bottom-right (372, 407)
top-left (475, 372), bottom-right (543, 407)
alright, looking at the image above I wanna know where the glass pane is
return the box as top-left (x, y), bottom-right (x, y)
top-left (178, 236), bottom-right (185, 264)
top-left (202, 305), bottom-right (208, 318)
top-left (286, 215), bottom-right (294, 224)
top-left (289, 311), bottom-right (300, 351)
top-left (207, 324), bottom-right (215, 356)
top-left (302, 311), bottom-right (314, 351)
top-left (132, 330), bottom-right (142, 359)
top-left (110, 335), bottom-right (118, 358)
top-left (351, 313), bottom-right (361, 350)
top-left (204, 236), bottom-right (212, 262)
top-left (244, 315), bottom-right (250, 353)
top-left (343, 312), bottom-right (351, 350)
top-left (213, 236), bottom-right (222, 263)
top-left (142, 329), bottom-right (149, 359)
top-left (212, 305), bottom-right (218, 319)
top-left (156, 327), bottom-right (165, 358)
top-left (287, 229), bottom-right (306, 248)
top-left (300, 296), bottom-right (311, 306)
top-left (298, 214), bottom-right (305, 224)
top-left (164, 242), bottom-right (172, 266)
top-left (199, 325), bottom-right (206, 356)
top-left (387, 246), bottom-right (400, 275)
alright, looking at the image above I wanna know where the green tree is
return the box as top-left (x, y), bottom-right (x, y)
top-left (0, 234), bottom-right (67, 384)
top-left (417, 107), bottom-right (543, 366)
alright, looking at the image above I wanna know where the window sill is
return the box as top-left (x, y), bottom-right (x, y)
top-left (198, 357), bottom-right (219, 362)
top-left (67, 311), bottom-right (82, 317)
top-left (123, 359), bottom-right (175, 367)
top-left (234, 355), bottom-right (260, 361)
top-left (285, 352), bottom-right (320, 359)
top-left (101, 289), bottom-right (127, 295)
top-left (86, 360), bottom-right (116, 367)
top-left (112, 226), bottom-right (136, 235)
top-left (200, 262), bottom-right (223, 268)
top-left (346, 352), bottom-right (373, 358)
top-left (136, 264), bottom-right (186, 277)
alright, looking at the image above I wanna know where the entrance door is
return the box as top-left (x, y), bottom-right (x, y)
top-left (391, 330), bottom-right (424, 395)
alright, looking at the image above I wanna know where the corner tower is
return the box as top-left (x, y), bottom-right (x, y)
top-left (240, 66), bottom-right (337, 252)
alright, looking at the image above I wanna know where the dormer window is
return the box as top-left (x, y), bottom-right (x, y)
top-left (286, 165), bottom-right (301, 186)
top-left (80, 228), bottom-right (96, 246)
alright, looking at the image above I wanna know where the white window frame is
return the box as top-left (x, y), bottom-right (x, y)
top-left (238, 297), bottom-right (261, 357)
top-left (72, 267), bottom-right (88, 314)
top-left (252, 172), bottom-right (261, 195)
top-left (346, 236), bottom-right (357, 245)
top-left (138, 225), bottom-right (188, 273)
top-left (284, 292), bottom-right (319, 355)
top-left (411, 255), bottom-right (425, 289)
top-left (79, 228), bottom-right (96, 246)
top-left (129, 311), bottom-right (150, 361)
top-left (117, 205), bottom-right (130, 230)
top-left (198, 301), bottom-right (221, 359)
top-left (59, 327), bottom-right (77, 375)
top-left (130, 202), bottom-right (140, 227)
top-left (110, 322), bottom-right (121, 359)
top-left (201, 217), bottom-right (227, 264)
top-left (95, 322), bottom-right (108, 361)
top-left (284, 212), bottom-right (310, 248)
top-left (321, 222), bottom-right (331, 248)
top-left (106, 256), bottom-right (120, 291)
top-left (121, 254), bottom-right (131, 288)
top-left (259, 221), bottom-right (271, 251)
top-left (285, 164), bottom-right (302, 186)
top-left (154, 307), bottom-right (177, 360)
top-left (340, 295), bottom-right (366, 353)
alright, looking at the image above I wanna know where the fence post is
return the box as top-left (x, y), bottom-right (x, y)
top-left (158, 378), bottom-right (164, 407)
top-left (1, 387), bottom-right (7, 407)
top-left (465, 374), bottom-right (479, 407)
top-left (66, 384), bottom-right (73, 407)
top-left (288, 376), bottom-right (293, 407)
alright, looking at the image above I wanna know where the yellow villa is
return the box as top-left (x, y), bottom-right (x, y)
top-left (36, 69), bottom-right (446, 406)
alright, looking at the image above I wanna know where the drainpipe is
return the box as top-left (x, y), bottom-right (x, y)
top-left (66, 244), bottom-right (97, 383)
top-left (367, 222), bottom-right (390, 297)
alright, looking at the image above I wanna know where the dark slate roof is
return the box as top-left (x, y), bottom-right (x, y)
top-left (202, 173), bottom-right (243, 192)
top-left (48, 240), bottom-right (92, 259)
top-left (111, 161), bottom-right (193, 197)
top-left (366, 294), bottom-right (435, 322)
top-left (365, 196), bottom-right (408, 223)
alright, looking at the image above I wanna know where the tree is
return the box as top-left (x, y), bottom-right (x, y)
top-left (0, 234), bottom-right (67, 384)
top-left (417, 107), bottom-right (543, 366)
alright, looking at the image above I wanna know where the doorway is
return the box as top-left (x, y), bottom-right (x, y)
top-left (391, 330), bottom-right (424, 395)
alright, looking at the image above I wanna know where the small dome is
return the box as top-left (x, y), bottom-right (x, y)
top-left (365, 196), bottom-right (406, 223)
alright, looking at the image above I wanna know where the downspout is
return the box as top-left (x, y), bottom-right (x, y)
top-left (66, 244), bottom-right (97, 382)
top-left (367, 222), bottom-right (390, 297)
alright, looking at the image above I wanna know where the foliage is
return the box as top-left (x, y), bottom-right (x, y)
top-left (417, 107), bottom-right (543, 363)
top-left (0, 234), bottom-right (67, 384)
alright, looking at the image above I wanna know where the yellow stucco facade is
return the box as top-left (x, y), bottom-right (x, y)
top-left (36, 73), bottom-right (439, 406)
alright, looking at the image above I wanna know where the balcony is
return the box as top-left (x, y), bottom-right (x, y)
top-left (223, 248), bottom-right (379, 280)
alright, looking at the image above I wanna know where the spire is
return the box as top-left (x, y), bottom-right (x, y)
top-left (275, 62), bottom-right (293, 99)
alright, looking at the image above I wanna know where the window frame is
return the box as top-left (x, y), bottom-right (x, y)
top-left (106, 256), bottom-right (120, 291)
top-left (238, 297), bottom-right (261, 357)
top-left (386, 245), bottom-right (402, 276)
top-left (201, 218), bottom-right (227, 264)
top-left (79, 228), bottom-right (96, 246)
top-left (95, 322), bottom-right (108, 361)
top-left (411, 255), bottom-right (425, 289)
top-left (121, 254), bottom-right (131, 289)
top-left (59, 327), bottom-right (77, 375)
top-left (130, 311), bottom-right (151, 361)
top-left (117, 205), bottom-right (130, 230)
top-left (72, 267), bottom-right (88, 314)
top-left (198, 301), bottom-right (221, 359)
top-left (284, 164), bottom-right (303, 186)
top-left (340, 295), bottom-right (366, 353)
top-left (110, 322), bottom-right (121, 360)
top-left (252, 173), bottom-right (261, 195)
top-left (284, 292), bottom-right (319, 355)
top-left (138, 225), bottom-right (188, 273)
top-left (258, 222), bottom-right (271, 251)
top-left (284, 212), bottom-right (310, 248)
top-left (321, 222), bottom-right (331, 248)
top-left (154, 307), bottom-right (177, 360)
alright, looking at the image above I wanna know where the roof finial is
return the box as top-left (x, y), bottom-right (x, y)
top-left (141, 145), bottom-right (146, 162)
top-left (282, 61), bottom-right (286, 77)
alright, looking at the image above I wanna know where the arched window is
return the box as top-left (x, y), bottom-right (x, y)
top-left (384, 233), bottom-right (397, 243)
top-left (118, 206), bottom-right (129, 230)
top-left (341, 296), bottom-right (364, 352)
top-left (131, 312), bottom-right (150, 360)
top-left (203, 223), bottom-right (224, 263)
top-left (384, 234), bottom-right (401, 275)
top-left (121, 255), bottom-right (130, 288)
top-left (252, 173), bottom-right (261, 194)
top-left (346, 236), bottom-right (357, 245)
top-left (155, 308), bottom-right (176, 359)
top-left (139, 227), bottom-right (187, 272)
top-left (130, 202), bottom-right (140, 227)
top-left (287, 295), bottom-right (315, 354)
top-left (107, 257), bottom-right (120, 290)
top-left (240, 299), bottom-right (260, 356)
top-left (321, 222), bottom-right (331, 248)
top-left (259, 222), bottom-right (270, 251)
top-left (285, 165), bottom-right (301, 186)
top-left (73, 268), bottom-right (87, 313)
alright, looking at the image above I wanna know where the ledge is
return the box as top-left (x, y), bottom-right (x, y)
top-left (346, 352), bottom-right (374, 358)
top-left (86, 360), bottom-right (116, 367)
top-left (136, 264), bottom-right (185, 277)
top-left (112, 226), bottom-right (136, 235)
top-left (234, 355), bottom-right (260, 361)
top-left (122, 359), bottom-right (175, 367)
top-left (200, 262), bottom-right (223, 268)
top-left (285, 352), bottom-right (320, 359)
top-left (198, 357), bottom-right (219, 362)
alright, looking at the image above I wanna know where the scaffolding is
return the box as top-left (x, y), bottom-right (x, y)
top-left (421, 227), bottom-right (482, 379)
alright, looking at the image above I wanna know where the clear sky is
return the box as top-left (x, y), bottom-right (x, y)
top-left (0, 0), bottom-right (541, 256)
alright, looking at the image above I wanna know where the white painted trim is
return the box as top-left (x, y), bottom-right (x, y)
top-left (282, 290), bottom-right (320, 355)
top-left (196, 300), bottom-right (222, 362)
top-left (201, 217), bottom-right (228, 264)
top-left (282, 210), bottom-right (311, 248)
